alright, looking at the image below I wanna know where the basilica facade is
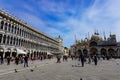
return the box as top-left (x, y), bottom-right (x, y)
top-left (0, 10), bottom-right (64, 59)
top-left (70, 32), bottom-right (120, 58)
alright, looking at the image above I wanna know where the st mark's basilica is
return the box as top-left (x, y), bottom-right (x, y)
top-left (70, 32), bottom-right (120, 58)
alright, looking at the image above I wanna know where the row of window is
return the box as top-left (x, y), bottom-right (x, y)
top-left (0, 11), bottom-right (60, 53)
top-left (0, 20), bottom-right (59, 47)
top-left (0, 34), bottom-right (58, 52)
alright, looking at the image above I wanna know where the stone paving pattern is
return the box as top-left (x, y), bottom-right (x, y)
top-left (0, 59), bottom-right (120, 80)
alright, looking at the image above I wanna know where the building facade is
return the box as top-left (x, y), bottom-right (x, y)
top-left (70, 32), bottom-right (120, 58)
top-left (55, 35), bottom-right (64, 54)
top-left (0, 10), bottom-right (63, 59)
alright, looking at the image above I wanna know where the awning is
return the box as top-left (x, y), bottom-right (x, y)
top-left (16, 49), bottom-right (27, 54)
top-left (47, 52), bottom-right (53, 55)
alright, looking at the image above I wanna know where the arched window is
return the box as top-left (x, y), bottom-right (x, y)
top-left (0, 34), bottom-right (2, 43)
top-left (10, 37), bottom-right (13, 45)
top-left (11, 25), bottom-right (14, 33)
top-left (3, 35), bottom-right (6, 44)
top-left (14, 26), bottom-right (16, 34)
top-left (17, 28), bottom-right (19, 35)
top-left (16, 38), bottom-right (18, 45)
top-left (13, 37), bottom-right (16, 45)
top-left (5, 23), bottom-right (8, 31)
top-left (19, 29), bottom-right (21, 36)
top-left (0, 21), bottom-right (4, 30)
top-left (8, 24), bottom-right (11, 32)
top-left (7, 36), bottom-right (10, 44)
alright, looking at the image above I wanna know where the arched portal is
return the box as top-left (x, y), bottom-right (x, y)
top-left (0, 48), bottom-right (4, 56)
top-left (0, 48), bottom-right (4, 63)
top-left (77, 49), bottom-right (82, 55)
top-left (108, 48), bottom-right (115, 57)
top-left (27, 50), bottom-right (30, 57)
top-left (83, 49), bottom-right (88, 57)
top-left (0, 34), bottom-right (2, 43)
top-left (12, 49), bottom-right (17, 57)
top-left (101, 48), bottom-right (107, 56)
top-left (5, 48), bottom-right (11, 58)
top-left (90, 47), bottom-right (98, 55)
top-left (30, 50), bottom-right (33, 58)
top-left (34, 51), bottom-right (37, 57)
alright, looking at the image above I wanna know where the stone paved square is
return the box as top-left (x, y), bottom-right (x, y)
top-left (0, 59), bottom-right (120, 80)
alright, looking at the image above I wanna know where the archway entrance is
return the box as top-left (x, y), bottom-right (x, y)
top-left (12, 49), bottom-right (17, 57)
top-left (0, 48), bottom-right (4, 57)
top-left (27, 50), bottom-right (30, 58)
top-left (83, 49), bottom-right (88, 57)
top-left (108, 48), bottom-right (115, 58)
top-left (101, 48), bottom-right (107, 56)
top-left (34, 51), bottom-right (37, 58)
top-left (0, 48), bottom-right (4, 63)
top-left (90, 47), bottom-right (98, 55)
top-left (5, 49), bottom-right (11, 58)
top-left (77, 49), bottom-right (82, 56)
top-left (30, 50), bottom-right (33, 59)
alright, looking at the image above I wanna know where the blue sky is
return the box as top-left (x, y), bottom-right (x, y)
top-left (0, 0), bottom-right (120, 47)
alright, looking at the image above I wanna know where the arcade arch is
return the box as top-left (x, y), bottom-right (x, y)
top-left (83, 49), bottom-right (88, 57)
top-left (101, 48), bottom-right (107, 56)
top-left (108, 48), bottom-right (115, 57)
top-left (90, 47), bottom-right (98, 55)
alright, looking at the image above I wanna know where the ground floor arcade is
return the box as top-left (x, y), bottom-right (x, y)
top-left (76, 47), bottom-right (120, 58)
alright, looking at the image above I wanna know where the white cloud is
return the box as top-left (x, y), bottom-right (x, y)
top-left (54, 0), bottom-right (120, 47)
top-left (37, 0), bottom-right (77, 18)
top-left (1, 0), bottom-right (120, 47)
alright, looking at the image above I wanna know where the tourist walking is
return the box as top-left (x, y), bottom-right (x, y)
top-left (80, 53), bottom-right (85, 67)
top-left (40, 55), bottom-right (43, 61)
top-left (71, 55), bottom-right (74, 60)
top-left (24, 55), bottom-right (29, 67)
top-left (15, 56), bottom-right (19, 65)
top-left (94, 55), bottom-right (98, 66)
top-left (7, 56), bottom-right (11, 65)
top-left (88, 55), bottom-right (91, 64)
top-left (56, 54), bottom-right (61, 63)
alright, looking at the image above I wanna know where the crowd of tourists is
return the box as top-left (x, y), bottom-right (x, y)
top-left (0, 54), bottom-right (53, 67)
top-left (0, 51), bottom-right (117, 68)
top-left (55, 50), bottom-right (118, 68)
top-left (0, 55), bottom-right (29, 67)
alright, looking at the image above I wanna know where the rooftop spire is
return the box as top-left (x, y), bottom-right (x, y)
top-left (103, 31), bottom-right (106, 41)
